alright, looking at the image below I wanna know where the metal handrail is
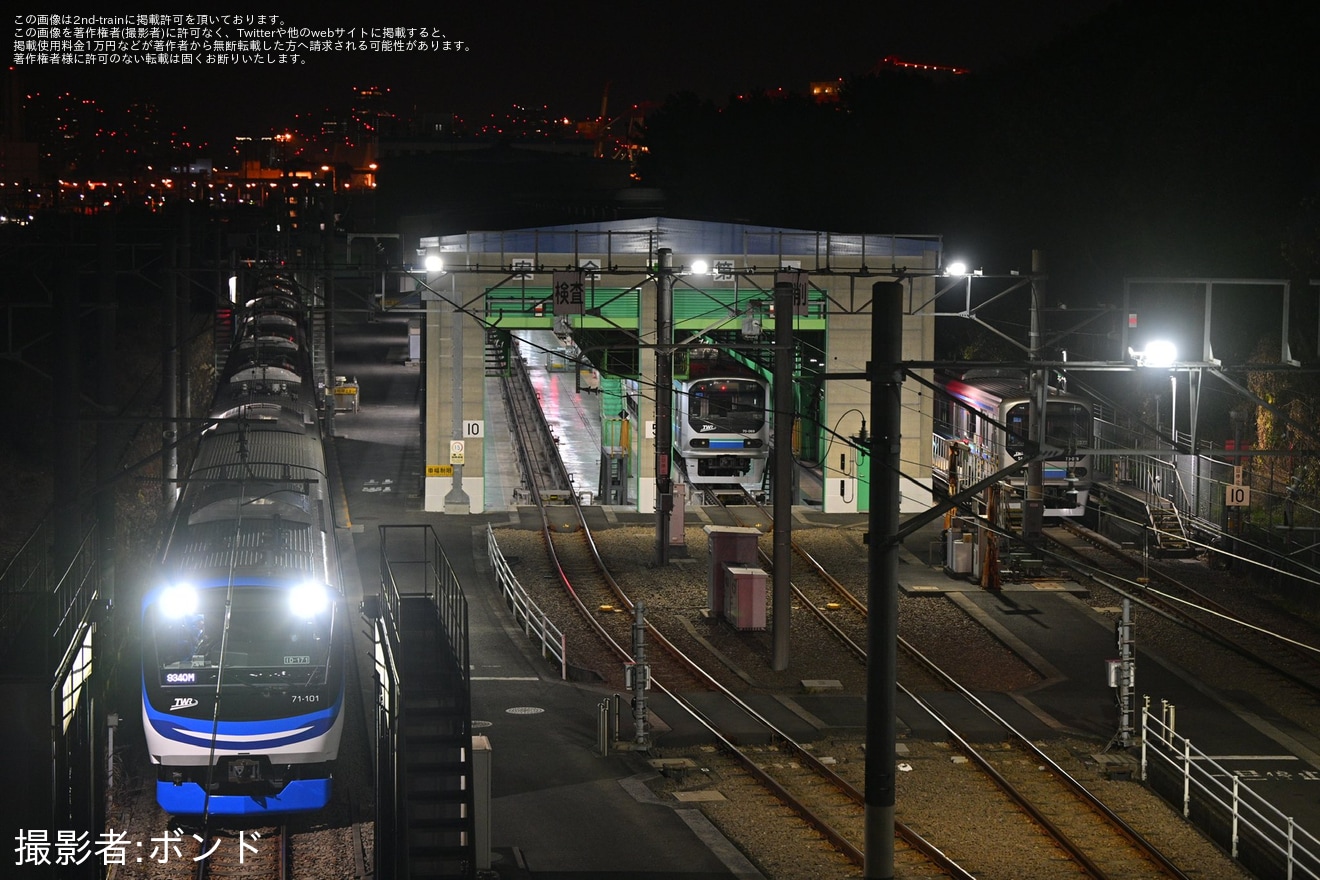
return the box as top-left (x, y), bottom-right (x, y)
top-left (1142, 700), bottom-right (1320, 878)
top-left (486, 525), bottom-right (567, 679)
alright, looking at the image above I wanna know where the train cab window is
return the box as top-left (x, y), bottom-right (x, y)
top-left (1005, 402), bottom-right (1091, 455)
top-left (687, 380), bottom-right (765, 433)
top-left (151, 585), bottom-right (333, 685)
top-left (1045, 403), bottom-right (1092, 449)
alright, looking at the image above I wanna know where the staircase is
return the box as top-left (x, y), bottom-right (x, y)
top-left (485, 329), bottom-right (509, 377)
top-left (398, 597), bottom-right (474, 879)
top-left (213, 307), bottom-right (235, 373)
top-left (1148, 497), bottom-right (1195, 557)
top-left (311, 303), bottom-right (330, 391)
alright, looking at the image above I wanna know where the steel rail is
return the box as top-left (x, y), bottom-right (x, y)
top-left (501, 358), bottom-right (972, 877)
top-left (723, 489), bottom-right (1193, 879)
top-left (1048, 520), bottom-right (1320, 700)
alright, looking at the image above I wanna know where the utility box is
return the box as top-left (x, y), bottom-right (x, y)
top-left (407, 318), bottom-right (421, 363)
top-left (669, 483), bottom-right (686, 548)
top-left (723, 565), bottom-right (767, 631)
top-left (946, 527), bottom-right (973, 575)
top-left (704, 525), bottom-right (761, 616)
top-left (331, 375), bottom-right (360, 413)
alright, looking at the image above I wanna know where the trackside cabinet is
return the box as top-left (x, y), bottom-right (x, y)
top-left (723, 565), bottom-right (767, 631)
top-left (704, 525), bottom-right (762, 616)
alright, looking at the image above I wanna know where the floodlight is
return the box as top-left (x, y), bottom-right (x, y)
top-left (1131, 340), bottom-right (1176, 367)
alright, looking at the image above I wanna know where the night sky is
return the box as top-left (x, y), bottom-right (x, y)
top-left (13, 2), bottom-right (1119, 141)
top-left (4, 2), bottom-right (1320, 441)
top-left (9, 0), bottom-right (1318, 311)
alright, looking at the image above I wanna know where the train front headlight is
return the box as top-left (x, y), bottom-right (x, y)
top-left (289, 581), bottom-right (329, 617)
top-left (158, 583), bottom-right (198, 618)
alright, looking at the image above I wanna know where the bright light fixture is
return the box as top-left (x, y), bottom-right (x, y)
top-left (690, 259), bottom-right (709, 275)
top-left (945, 260), bottom-right (969, 276)
top-left (159, 583), bottom-right (198, 618)
top-left (289, 582), bottom-right (329, 617)
top-left (424, 254), bottom-right (444, 273)
top-left (1132, 340), bottom-right (1177, 367)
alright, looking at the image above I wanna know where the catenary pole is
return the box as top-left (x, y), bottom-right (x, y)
top-left (655, 248), bottom-right (674, 565)
top-left (865, 280), bottom-right (903, 879)
top-left (1024, 250), bottom-right (1046, 539)
top-left (771, 280), bottom-right (795, 670)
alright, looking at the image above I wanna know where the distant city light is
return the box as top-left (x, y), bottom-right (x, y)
top-left (13, 80), bottom-right (646, 218)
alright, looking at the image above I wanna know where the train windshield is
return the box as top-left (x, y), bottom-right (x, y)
top-left (1005, 402), bottom-right (1092, 455)
top-left (151, 585), bottom-right (334, 686)
top-left (687, 379), bottom-right (765, 433)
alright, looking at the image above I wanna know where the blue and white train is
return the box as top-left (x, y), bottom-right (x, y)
top-left (141, 271), bottom-right (346, 816)
top-left (673, 348), bottom-right (771, 487)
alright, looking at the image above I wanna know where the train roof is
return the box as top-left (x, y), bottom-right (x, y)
top-left (167, 515), bottom-right (319, 577)
top-left (189, 428), bottom-right (325, 480)
top-left (943, 369), bottom-right (1090, 408)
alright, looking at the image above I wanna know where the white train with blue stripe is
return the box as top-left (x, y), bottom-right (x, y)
top-left (673, 347), bottom-right (771, 486)
top-left (931, 369), bottom-right (1094, 517)
top-left (141, 272), bottom-right (346, 816)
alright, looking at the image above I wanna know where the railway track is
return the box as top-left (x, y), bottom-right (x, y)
top-left (1044, 519), bottom-right (1320, 701)
top-left (113, 823), bottom-right (288, 880)
top-left (710, 488), bottom-right (1194, 879)
top-left (502, 356), bottom-right (970, 876)
top-left (504, 351), bottom-right (576, 500)
top-left (193, 825), bottom-right (288, 880)
top-left (501, 352), bottom-right (1220, 877)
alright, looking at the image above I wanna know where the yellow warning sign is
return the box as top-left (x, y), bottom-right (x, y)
top-left (426, 465), bottom-right (454, 477)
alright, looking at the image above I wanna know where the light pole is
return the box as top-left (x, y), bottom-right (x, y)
top-left (1170, 373), bottom-right (1177, 453)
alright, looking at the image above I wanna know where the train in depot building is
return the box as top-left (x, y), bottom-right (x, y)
top-left (140, 271), bottom-right (347, 817)
top-left (931, 369), bottom-right (1094, 517)
top-left (672, 347), bottom-right (772, 487)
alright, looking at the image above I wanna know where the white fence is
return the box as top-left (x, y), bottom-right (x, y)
top-left (1142, 698), bottom-right (1320, 879)
top-left (486, 525), bottom-right (568, 679)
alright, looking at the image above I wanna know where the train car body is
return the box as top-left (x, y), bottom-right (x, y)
top-left (673, 349), bottom-right (771, 487)
top-left (141, 274), bottom-right (346, 817)
top-left (932, 369), bottom-right (1093, 517)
